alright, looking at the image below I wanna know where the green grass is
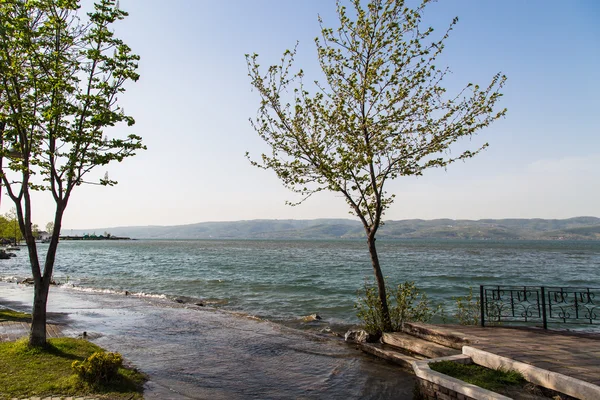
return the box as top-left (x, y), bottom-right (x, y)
top-left (0, 337), bottom-right (146, 400)
top-left (0, 308), bottom-right (31, 322)
top-left (429, 360), bottom-right (525, 392)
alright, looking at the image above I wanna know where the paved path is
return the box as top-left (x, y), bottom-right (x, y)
top-left (0, 321), bottom-right (63, 342)
top-left (416, 323), bottom-right (600, 387)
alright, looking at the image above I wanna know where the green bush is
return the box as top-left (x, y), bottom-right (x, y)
top-left (356, 279), bottom-right (440, 335)
top-left (355, 281), bottom-right (387, 335)
top-left (72, 351), bottom-right (123, 385)
top-left (453, 286), bottom-right (480, 325)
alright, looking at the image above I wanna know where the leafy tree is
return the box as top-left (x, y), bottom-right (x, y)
top-left (0, 214), bottom-right (13, 242)
top-left (246, 0), bottom-right (506, 331)
top-left (32, 224), bottom-right (39, 239)
top-left (2, 208), bottom-right (22, 243)
top-left (0, 0), bottom-right (144, 346)
top-left (45, 222), bottom-right (54, 236)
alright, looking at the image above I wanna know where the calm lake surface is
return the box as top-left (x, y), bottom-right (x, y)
top-left (1, 239), bottom-right (599, 328)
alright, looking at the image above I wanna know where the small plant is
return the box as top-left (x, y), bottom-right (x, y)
top-left (390, 281), bottom-right (439, 330)
top-left (72, 351), bottom-right (123, 386)
top-left (356, 279), bottom-right (441, 335)
top-left (453, 287), bottom-right (480, 325)
top-left (355, 280), bottom-right (387, 336)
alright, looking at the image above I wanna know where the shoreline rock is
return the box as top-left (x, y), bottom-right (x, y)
top-left (302, 313), bottom-right (322, 322)
top-left (344, 329), bottom-right (371, 343)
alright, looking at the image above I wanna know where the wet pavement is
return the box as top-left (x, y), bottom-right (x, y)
top-left (0, 320), bottom-right (63, 342)
top-left (1, 283), bottom-right (415, 400)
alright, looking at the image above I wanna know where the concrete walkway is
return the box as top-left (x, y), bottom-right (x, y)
top-left (407, 323), bottom-right (600, 387)
top-left (0, 321), bottom-right (63, 342)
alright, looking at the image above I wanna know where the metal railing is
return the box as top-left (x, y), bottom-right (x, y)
top-left (479, 285), bottom-right (599, 329)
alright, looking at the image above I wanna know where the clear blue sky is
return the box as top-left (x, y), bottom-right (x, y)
top-left (3, 0), bottom-right (598, 229)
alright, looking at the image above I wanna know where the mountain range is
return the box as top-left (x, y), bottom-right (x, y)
top-left (62, 217), bottom-right (600, 240)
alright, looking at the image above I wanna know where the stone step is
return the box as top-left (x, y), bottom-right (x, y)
top-left (359, 342), bottom-right (423, 369)
top-left (401, 322), bottom-right (472, 350)
top-left (382, 331), bottom-right (461, 358)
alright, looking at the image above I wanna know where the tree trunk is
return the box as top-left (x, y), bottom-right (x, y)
top-left (27, 205), bottom-right (64, 347)
top-left (29, 278), bottom-right (49, 347)
top-left (367, 232), bottom-right (392, 332)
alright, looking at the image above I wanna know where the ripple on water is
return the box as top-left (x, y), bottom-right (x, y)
top-left (1, 239), bottom-right (599, 328)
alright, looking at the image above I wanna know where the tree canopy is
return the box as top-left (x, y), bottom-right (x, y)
top-left (0, 0), bottom-right (144, 346)
top-left (0, 210), bottom-right (23, 242)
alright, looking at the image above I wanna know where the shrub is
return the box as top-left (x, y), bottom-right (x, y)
top-left (355, 280), bottom-right (388, 335)
top-left (356, 279), bottom-right (440, 335)
top-left (453, 286), bottom-right (480, 325)
top-left (72, 351), bottom-right (123, 385)
top-left (390, 281), bottom-right (438, 330)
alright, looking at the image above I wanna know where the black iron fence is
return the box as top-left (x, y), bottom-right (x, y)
top-left (479, 285), bottom-right (599, 329)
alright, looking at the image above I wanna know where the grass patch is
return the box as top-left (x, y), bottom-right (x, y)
top-left (429, 360), bottom-right (525, 393)
top-left (0, 308), bottom-right (31, 322)
top-left (0, 337), bottom-right (145, 400)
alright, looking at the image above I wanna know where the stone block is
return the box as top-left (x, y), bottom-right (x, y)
top-left (436, 392), bottom-right (454, 400)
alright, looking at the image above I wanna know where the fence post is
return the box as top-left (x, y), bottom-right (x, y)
top-left (541, 286), bottom-right (547, 330)
top-left (480, 285), bottom-right (485, 327)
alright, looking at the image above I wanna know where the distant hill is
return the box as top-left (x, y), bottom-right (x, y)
top-left (62, 217), bottom-right (600, 240)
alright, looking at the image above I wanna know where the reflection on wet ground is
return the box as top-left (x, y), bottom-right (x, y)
top-left (1, 283), bottom-right (414, 399)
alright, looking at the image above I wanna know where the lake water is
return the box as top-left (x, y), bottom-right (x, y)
top-left (1, 239), bottom-right (599, 329)
top-left (1, 239), bottom-right (599, 399)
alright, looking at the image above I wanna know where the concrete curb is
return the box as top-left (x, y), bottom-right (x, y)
top-left (412, 354), bottom-right (512, 400)
top-left (403, 322), bottom-right (473, 350)
top-left (464, 346), bottom-right (600, 400)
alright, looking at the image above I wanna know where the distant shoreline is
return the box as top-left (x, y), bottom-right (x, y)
top-left (59, 235), bottom-right (131, 241)
top-left (61, 217), bottom-right (600, 241)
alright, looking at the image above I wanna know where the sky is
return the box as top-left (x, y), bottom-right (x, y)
top-left (1, 0), bottom-right (599, 229)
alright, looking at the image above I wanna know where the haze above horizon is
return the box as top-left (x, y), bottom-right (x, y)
top-left (1, 0), bottom-right (598, 229)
